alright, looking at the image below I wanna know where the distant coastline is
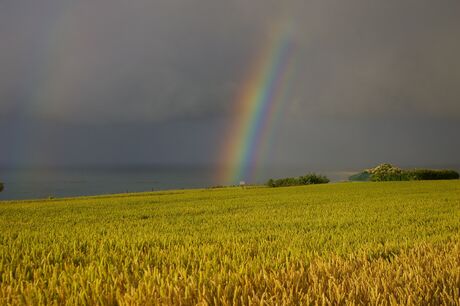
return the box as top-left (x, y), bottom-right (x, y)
top-left (1, 164), bottom-right (458, 201)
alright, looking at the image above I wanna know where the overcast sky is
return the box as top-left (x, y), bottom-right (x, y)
top-left (1, 0), bottom-right (459, 172)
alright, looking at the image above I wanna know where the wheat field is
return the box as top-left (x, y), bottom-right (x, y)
top-left (0, 181), bottom-right (459, 305)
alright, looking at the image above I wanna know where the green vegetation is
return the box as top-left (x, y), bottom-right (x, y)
top-left (348, 171), bottom-right (372, 182)
top-left (266, 173), bottom-right (329, 187)
top-left (409, 168), bottom-right (460, 180)
top-left (0, 181), bottom-right (459, 304)
top-left (349, 163), bottom-right (460, 182)
top-left (367, 163), bottom-right (407, 181)
top-left (0, 182), bottom-right (3, 192)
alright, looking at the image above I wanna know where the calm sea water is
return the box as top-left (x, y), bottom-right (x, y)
top-left (0, 165), bottom-right (355, 201)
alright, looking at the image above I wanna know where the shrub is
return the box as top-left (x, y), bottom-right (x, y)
top-left (0, 182), bottom-right (3, 193)
top-left (361, 164), bottom-right (460, 182)
top-left (267, 173), bottom-right (329, 187)
top-left (349, 172), bottom-right (372, 182)
top-left (407, 169), bottom-right (459, 181)
top-left (367, 164), bottom-right (407, 181)
top-left (299, 174), bottom-right (330, 185)
top-left (266, 179), bottom-right (276, 188)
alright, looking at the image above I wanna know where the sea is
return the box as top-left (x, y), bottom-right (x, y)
top-left (0, 165), bottom-right (355, 201)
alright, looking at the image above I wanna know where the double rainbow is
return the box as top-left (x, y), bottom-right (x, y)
top-left (218, 24), bottom-right (295, 185)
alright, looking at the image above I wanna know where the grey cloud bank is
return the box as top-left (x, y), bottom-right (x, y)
top-left (1, 0), bottom-right (459, 169)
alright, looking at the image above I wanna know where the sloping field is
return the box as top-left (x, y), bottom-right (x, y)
top-left (0, 181), bottom-right (459, 305)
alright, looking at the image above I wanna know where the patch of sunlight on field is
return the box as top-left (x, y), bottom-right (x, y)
top-left (0, 181), bottom-right (459, 304)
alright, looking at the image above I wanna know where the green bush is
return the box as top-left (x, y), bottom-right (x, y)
top-left (349, 172), bottom-right (372, 182)
top-left (367, 164), bottom-right (407, 181)
top-left (0, 182), bottom-right (3, 193)
top-left (362, 164), bottom-right (459, 182)
top-left (267, 173), bottom-right (329, 187)
top-left (407, 169), bottom-right (459, 181)
top-left (266, 179), bottom-right (276, 187)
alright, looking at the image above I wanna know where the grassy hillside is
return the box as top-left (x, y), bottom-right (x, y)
top-left (0, 181), bottom-right (459, 304)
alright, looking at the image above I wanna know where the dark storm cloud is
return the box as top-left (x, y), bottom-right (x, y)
top-left (1, 0), bottom-right (460, 122)
top-left (285, 0), bottom-right (460, 119)
top-left (0, 0), bottom-right (273, 122)
top-left (1, 0), bottom-right (459, 168)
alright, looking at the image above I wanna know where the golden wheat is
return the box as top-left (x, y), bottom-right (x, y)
top-left (0, 181), bottom-right (459, 305)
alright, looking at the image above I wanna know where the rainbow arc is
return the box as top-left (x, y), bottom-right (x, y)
top-left (218, 23), bottom-right (295, 185)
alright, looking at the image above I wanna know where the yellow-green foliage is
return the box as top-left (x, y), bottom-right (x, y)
top-left (0, 181), bottom-right (459, 305)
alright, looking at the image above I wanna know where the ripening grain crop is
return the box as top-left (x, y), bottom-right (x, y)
top-left (0, 181), bottom-right (459, 305)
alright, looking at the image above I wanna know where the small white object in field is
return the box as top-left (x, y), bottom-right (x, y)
top-left (239, 181), bottom-right (246, 187)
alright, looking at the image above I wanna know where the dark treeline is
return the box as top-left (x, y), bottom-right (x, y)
top-left (350, 164), bottom-right (460, 182)
top-left (267, 174), bottom-right (330, 188)
top-left (408, 169), bottom-right (459, 180)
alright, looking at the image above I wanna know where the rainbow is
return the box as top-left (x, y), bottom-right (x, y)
top-left (218, 24), bottom-right (295, 185)
top-left (7, 3), bottom-right (73, 167)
